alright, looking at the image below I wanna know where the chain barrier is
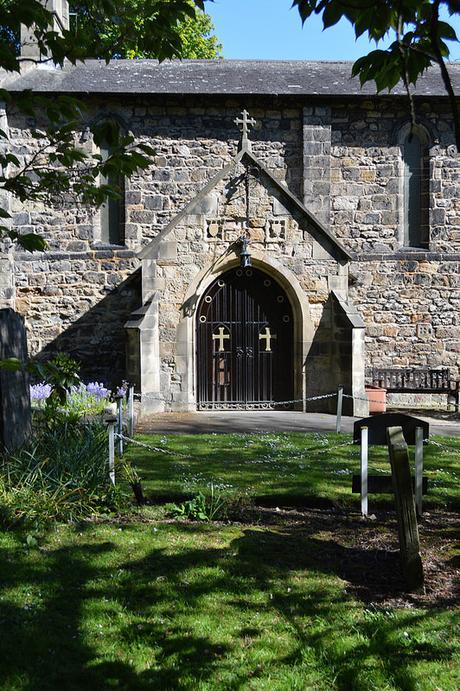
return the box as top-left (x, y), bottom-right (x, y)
top-left (115, 430), bottom-right (355, 460)
top-left (134, 390), bottom-right (398, 406)
top-left (133, 391), bottom-right (337, 406)
top-left (115, 432), bottom-right (191, 459)
top-left (316, 439), bottom-right (355, 454)
top-left (129, 387), bottom-right (458, 409)
top-left (343, 392), bottom-right (389, 406)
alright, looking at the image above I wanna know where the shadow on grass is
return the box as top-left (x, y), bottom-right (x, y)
top-left (127, 432), bottom-right (460, 512)
top-left (0, 520), bottom-right (458, 690)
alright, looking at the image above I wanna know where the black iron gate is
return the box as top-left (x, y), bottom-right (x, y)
top-left (197, 267), bottom-right (294, 409)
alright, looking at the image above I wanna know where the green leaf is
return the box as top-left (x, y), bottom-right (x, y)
top-left (436, 21), bottom-right (457, 41)
top-left (17, 233), bottom-right (48, 252)
top-left (322, 2), bottom-right (344, 29)
top-left (25, 534), bottom-right (38, 548)
top-left (0, 357), bottom-right (23, 372)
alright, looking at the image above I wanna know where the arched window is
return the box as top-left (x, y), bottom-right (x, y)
top-left (99, 141), bottom-right (125, 245)
top-left (402, 127), bottom-right (429, 248)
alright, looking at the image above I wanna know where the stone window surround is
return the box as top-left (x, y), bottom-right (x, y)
top-left (396, 122), bottom-right (432, 251)
top-left (88, 112), bottom-right (130, 249)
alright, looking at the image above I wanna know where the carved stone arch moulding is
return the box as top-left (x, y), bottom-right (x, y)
top-left (176, 250), bottom-right (315, 410)
top-left (392, 118), bottom-right (436, 148)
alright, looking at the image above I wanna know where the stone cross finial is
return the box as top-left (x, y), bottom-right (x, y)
top-left (234, 110), bottom-right (256, 151)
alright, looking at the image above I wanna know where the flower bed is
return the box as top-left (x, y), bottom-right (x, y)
top-left (30, 381), bottom-right (117, 417)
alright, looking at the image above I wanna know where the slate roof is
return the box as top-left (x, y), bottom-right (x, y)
top-left (2, 59), bottom-right (459, 97)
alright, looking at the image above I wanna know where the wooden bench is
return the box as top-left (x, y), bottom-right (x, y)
top-left (368, 368), bottom-right (460, 410)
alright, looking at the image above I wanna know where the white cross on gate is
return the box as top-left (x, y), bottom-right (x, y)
top-left (259, 327), bottom-right (276, 352)
top-left (234, 109), bottom-right (256, 139)
top-left (213, 327), bottom-right (230, 352)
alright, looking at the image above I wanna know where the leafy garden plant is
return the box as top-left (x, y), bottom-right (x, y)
top-left (170, 484), bottom-right (228, 521)
top-left (30, 354), bottom-right (125, 421)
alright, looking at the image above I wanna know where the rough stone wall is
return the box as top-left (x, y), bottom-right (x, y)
top-left (0, 103), bottom-right (14, 309)
top-left (329, 100), bottom-right (460, 255)
top-left (5, 93), bottom-right (460, 389)
top-left (327, 99), bottom-right (460, 379)
top-left (349, 256), bottom-right (460, 376)
top-left (114, 97), bottom-right (303, 248)
top-left (15, 249), bottom-right (140, 385)
top-left (303, 105), bottom-right (331, 225)
top-left (8, 97), bottom-right (303, 381)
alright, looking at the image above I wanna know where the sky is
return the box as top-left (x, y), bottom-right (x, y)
top-left (206, 0), bottom-right (460, 62)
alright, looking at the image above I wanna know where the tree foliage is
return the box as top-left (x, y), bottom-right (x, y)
top-left (293, 0), bottom-right (460, 147)
top-left (0, 0), bottom-right (212, 252)
top-left (171, 6), bottom-right (222, 59)
top-left (70, 0), bottom-right (222, 59)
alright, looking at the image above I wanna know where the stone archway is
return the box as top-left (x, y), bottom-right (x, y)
top-left (196, 266), bottom-right (294, 409)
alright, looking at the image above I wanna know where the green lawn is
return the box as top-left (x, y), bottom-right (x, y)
top-left (125, 432), bottom-right (460, 510)
top-left (0, 514), bottom-right (459, 691)
top-left (1, 431), bottom-right (458, 690)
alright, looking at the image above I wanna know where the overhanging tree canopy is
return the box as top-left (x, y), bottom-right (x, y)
top-left (293, 0), bottom-right (460, 146)
top-left (0, 0), bottom-right (215, 252)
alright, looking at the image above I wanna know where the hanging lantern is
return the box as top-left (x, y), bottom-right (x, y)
top-left (239, 237), bottom-right (252, 268)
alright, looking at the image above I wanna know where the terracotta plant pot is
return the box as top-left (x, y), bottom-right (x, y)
top-left (366, 385), bottom-right (387, 414)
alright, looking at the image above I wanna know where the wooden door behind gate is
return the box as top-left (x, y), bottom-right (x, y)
top-left (197, 267), bottom-right (293, 409)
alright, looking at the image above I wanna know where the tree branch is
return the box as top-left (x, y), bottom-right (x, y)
top-left (397, 10), bottom-right (417, 136)
top-left (430, 0), bottom-right (460, 148)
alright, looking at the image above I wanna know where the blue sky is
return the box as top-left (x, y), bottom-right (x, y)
top-left (206, 0), bottom-right (460, 61)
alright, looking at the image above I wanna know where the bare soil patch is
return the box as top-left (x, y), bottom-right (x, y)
top-left (224, 505), bottom-right (460, 609)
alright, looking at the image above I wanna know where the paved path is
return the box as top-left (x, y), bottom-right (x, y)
top-left (136, 410), bottom-right (460, 437)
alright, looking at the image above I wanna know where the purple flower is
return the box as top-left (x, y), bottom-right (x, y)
top-left (30, 383), bottom-right (52, 401)
top-left (85, 382), bottom-right (110, 401)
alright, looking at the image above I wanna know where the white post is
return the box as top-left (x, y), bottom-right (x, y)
top-left (107, 419), bottom-right (116, 485)
top-left (415, 426), bottom-right (424, 517)
top-left (128, 385), bottom-right (134, 438)
top-left (116, 395), bottom-right (123, 457)
top-left (361, 425), bottom-right (368, 517)
top-left (336, 386), bottom-right (343, 434)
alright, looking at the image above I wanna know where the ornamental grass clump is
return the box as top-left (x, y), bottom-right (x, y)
top-left (0, 421), bottom-right (126, 530)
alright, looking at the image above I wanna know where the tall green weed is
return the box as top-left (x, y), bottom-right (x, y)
top-left (0, 421), bottom-right (126, 530)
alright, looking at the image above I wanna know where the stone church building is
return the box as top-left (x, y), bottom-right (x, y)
top-left (1, 2), bottom-right (460, 414)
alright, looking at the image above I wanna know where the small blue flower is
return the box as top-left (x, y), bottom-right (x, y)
top-left (30, 383), bottom-right (52, 401)
top-left (115, 380), bottom-right (128, 397)
top-left (86, 382), bottom-right (110, 401)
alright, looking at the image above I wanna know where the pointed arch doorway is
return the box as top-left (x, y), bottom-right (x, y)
top-left (197, 267), bottom-right (294, 409)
